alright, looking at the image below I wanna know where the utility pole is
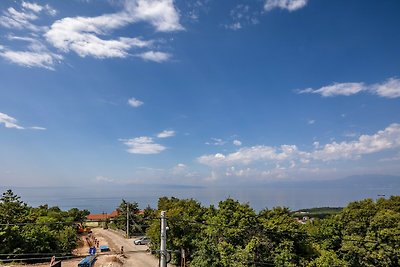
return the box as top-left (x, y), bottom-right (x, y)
top-left (160, 211), bottom-right (167, 267)
top-left (126, 204), bottom-right (129, 239)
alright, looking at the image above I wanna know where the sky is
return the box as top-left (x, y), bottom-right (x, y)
top-left (0, 0), bottom-right (400, 187)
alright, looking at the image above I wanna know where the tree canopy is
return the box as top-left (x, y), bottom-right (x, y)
top-left (0, 189), bottom-right (88, 263)
top-left (141, 196), bottom-right (400, 267)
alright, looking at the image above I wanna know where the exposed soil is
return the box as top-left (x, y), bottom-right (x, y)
top-left (2, 228), bottom-right (174, 267)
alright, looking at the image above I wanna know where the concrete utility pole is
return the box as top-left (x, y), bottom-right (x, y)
top-left (160, 211), bottom-right (167, 267)
top-left (126, 205), bottom-right (129, 238)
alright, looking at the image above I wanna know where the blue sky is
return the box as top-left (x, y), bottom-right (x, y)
top-left (0, 0), bottom-right (399, 187)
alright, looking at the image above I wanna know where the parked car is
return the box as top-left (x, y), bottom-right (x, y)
top-left (134, 236), bottom-right (150, 245)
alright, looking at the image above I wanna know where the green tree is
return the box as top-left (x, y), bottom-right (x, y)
top-left (147, 197), bottom-right (207, 265)
top-left (190, 199), bottom-right (258, 267)
top-left (0, 189), bottom-right (28, 224)
top-left (0, 190), bottom-right (86, 262)
top-left (112, 199), bottom-right (142, 236)
top-left (258, 207), bottom-right (315, 266)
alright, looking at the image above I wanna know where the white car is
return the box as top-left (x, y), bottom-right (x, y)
top-left (134, 236), bottom-right (151, 245)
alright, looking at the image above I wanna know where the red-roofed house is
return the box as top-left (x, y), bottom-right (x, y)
top-left (86, 210), bottom-right (119, 227)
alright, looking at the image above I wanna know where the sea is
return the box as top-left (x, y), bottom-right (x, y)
top-left (2, 179), bottom-right (399, 213)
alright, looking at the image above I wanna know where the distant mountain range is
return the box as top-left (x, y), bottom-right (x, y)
top-left (1, 174), bottom-right (399, 191)
top-left (271, 174), bottom-right (400, 190)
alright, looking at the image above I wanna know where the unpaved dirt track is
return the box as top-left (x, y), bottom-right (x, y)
top-left (92, 228), bottom-right (175, 267)
top-left (3, 228), bottom-right (175, 267)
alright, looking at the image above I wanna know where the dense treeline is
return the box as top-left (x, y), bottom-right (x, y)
top-left (144, 196), bottom-right (400, 267)
top-left (0, 189), bottom-right (89, 262)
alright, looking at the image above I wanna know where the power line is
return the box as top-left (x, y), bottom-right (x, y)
top-left (0, 217), bottom-right (158, 227)
top-left (165, 216), bottom-right (397, 245)
top-left (0, 255), bottom-right (78, 262)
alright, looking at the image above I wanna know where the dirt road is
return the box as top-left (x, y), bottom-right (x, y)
top-left (92, 228), bottom-right (175, 267)
top-left (5, 228), bottom-right (175, 267)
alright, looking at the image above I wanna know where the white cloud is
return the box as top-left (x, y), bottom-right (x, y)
top-left (206, 138), bottom-right (226, 146)
top-left (307, 119), bottom-right (315, 125)
top-left (0, 49), bottom-right (62, 70)
top-left (227, 22), bottom-right (242, 30)
top-left (30, 126), bottom-right (46, 130)
top-left (0, 7), bottom-right (44, 32)
top-left (0, 2), bottom-right (61, 69)
top-left (312, 123), bottom-right (400, 161)
top-left (198, 124), bottom-right (400, 172)
top-left (370, 77), bottom-right (400, 99)
top-left (0, 37), bottom-right (62, 70)
top-left (121, 136), bottom-right (166, 154)
top-left (0, 112), bottom-right (24, 129)
top-left (264, 0), bottom-right (308, 12)
top-left (128, 97), bottom-right (144, 108)
top-left (1, 0), bottom-right (180, 69)
top-left (171, 163), bottom-right (188, 175)
top-left (46, 14), bottom-right (151, 58)
top-left (138, 51), bottom-right (171, 62)
top-left (298, 82), bottom-right (365, 97)
top-left (176, 163), bottom-right (186, 168)
top-left (198, 144), bottom-right (304, 167)
top-left (233, 139), bottom-right (242, 146)
top-left (95, 175), bottom-right (115, 183)
top-left (126, 0), bottom-right (184, 32)
top-left (225, 3), bottom-right (260, 31)
top-left (45, 0), bottom-right (182, 59)
top-left (157, 130), bottom-right (175, 138)
top-left (343, 132), bottom-right (357, 138)
top-left (22, 2), bottom-right (44, 13)
top-left (298, 78), bottom-right (400, 99)
top-left (21, 2), bottom-right (57, 16)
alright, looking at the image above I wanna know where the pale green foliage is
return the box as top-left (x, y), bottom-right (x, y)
top-left (308, 250), bottom-right (349, 267)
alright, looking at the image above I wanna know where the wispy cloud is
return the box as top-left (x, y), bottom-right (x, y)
top-left (372, 78), bottom-right (400, 98)
top-left (1, 0), bottom-right (182, 69)
top-left (206, 138), bottom-right (226, 146)
top-left (0, 112), bottom-right (24, 129)
top-left (0, 36), bottom-right (62, 70)
top-left (30, 126), bottom-right (47, 130)
top-left (264, 0), bottom-right (308, 12)
top-left (226, 22), bottom-right (242, 30)
top-left (0, 2), bottom-right (61, 69)
top-left (45, 0), bottom-right (182, 60)
top-left (95, 175), bottom-right (115, 183)
top-left (298, 78), bottom-right (400, 99)
top-left (298, 82), bottom-right (364, 97)
top-left (225, 4), bottom-right (259, 31)
top-left (0, 47), bottom-right (62, 70)
top-left (121, 136), bottom-right (166, 154)
top-left (0, 1), bottom-right (56, 32)
top-left (138, 51), bottom-right (171, 62)
top-left (0, 7), bottom-right (43, 32)
top-left (128, 97), bottom-right (144, 108)
top-left (46, 16), bottom-right (151, 59)
top-left (0, 112), bottom-right (46, 131)
top-left (157, 130), bottom-right (175, 138)
top-left (21, 2), bottom-right (57, 16)
top-left (233, 139), bottom-right (242, 146)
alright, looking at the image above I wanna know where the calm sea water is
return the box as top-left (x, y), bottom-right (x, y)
top-left (4, 184), bottom-right (399, 213)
